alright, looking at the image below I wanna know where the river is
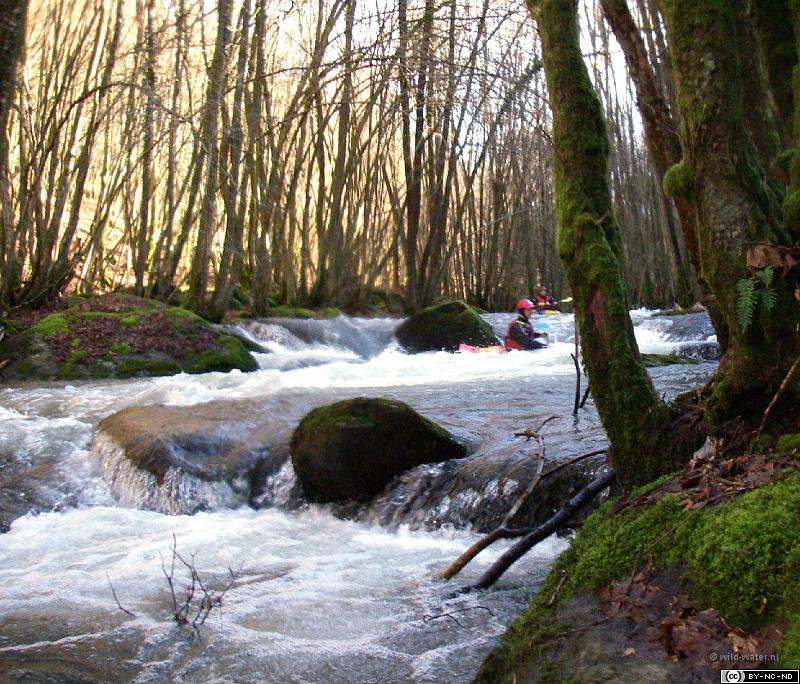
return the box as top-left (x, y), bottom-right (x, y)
top-left (0, 310), bottom-right (716, 683)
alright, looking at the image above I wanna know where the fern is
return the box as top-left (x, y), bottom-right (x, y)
top-left (757, 266), bottom-right (774, 289)
top-left (736, 267), bottom-right (777, 332)
top-left (761, 286), bottom-right (777, 311)
top-left (736, 277), bottom-right (757, 331)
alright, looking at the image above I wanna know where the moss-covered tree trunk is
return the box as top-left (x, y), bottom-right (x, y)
top-left (661, 0), bottom-right (800, 433)
top-left (528, 0), bottom-right (673, 487)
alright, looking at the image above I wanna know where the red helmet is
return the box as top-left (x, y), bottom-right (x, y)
top-left (515, 298), bottom-right (535, 311)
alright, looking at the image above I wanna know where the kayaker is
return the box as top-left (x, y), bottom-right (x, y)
top-left (505, 299), bottom-right (549, 350)
top-left (534, 286), bottom-right (560, 314)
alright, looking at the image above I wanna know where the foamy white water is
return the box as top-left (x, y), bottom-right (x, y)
top-left (0, 310), bottom-right (716, 682)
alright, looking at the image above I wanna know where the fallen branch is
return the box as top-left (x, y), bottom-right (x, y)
top-left (439, 417), bottom-right (555, 580)
top-left (757, 348), bottom-right (800, 437)
top-left (437, 445), bottom-right (606, 581)
top-left (579, 384), bottom-right (591, 408)
top-left (540, 448), bottom-right (606, 480)
top-left (452, 469), bottom-right (616, 595)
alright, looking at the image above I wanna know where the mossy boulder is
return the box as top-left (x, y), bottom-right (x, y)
top-left (394, 300), bottom-right (497, 353)
top-left (290, 397), bottom-right (467, 501)
top-left (0, 294), bottom-right (257, 381)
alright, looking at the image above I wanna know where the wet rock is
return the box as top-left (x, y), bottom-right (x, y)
top-left (394, 301), bottom-right (498, 353)
top-left (361, 449), bottom-right (608, 532)
top-left (290, 398), bottom-right (467, 501)
top-left (0, 294), bottom-right (258, 382)
top-left (675, 341), bottom-right (720, 361)
top-left (93, 401), bottom-right (291, 514)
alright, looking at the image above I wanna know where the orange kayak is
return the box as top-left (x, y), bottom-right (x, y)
top-left (458, 343), bottom-right (507, 354)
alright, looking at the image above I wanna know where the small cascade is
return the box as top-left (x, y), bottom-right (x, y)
top-left (234, 315), bottom-right (399, 358)
top-left (92, 432), bottom-right (248, 514)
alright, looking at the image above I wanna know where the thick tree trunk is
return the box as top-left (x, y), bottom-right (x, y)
top-left (528, 0), bottom-right (673, 487)
top-left (661, 0), bottom-right (800, 432)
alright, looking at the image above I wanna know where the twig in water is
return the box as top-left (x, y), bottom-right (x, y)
top-left (422, 606), bottom-right (495, 627)
top-left (107, 572), bottom-right (136, 618)
top-left (160, 534), bottom-right (243, 638)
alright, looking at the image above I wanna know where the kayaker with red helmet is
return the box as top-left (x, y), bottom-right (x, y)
top-left (504, 299), bottom-right (549, 350)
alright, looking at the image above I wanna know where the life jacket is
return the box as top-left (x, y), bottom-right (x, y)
top-left (534, 295), bottom-right (553, 312)
top-left (504, 317), bottom-right (533, 350)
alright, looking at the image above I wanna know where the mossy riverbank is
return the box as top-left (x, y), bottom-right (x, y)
top-left (0, 294), bottom-right (257, 381)
top-left (475, 442), bottom-right (800, 682)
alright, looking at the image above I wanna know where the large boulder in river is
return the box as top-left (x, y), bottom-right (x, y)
top-left (290, 398), bottom-right (467, 501)
top-left (394, 301), bottom-right (497, 353)
top-left (0, 293), bottom-right (257, 381)
top-left (93, 401), bottom-right (291, 514)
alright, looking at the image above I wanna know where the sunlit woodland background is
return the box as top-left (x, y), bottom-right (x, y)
top-left (0, 0), bottom-right (692, 318)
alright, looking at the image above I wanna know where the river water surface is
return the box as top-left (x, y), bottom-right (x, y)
top-left (0, 310), bottom-right (716, 683)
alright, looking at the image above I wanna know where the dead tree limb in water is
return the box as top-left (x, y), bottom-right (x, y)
top-left (437, 446), bottom-right (607, 580)
top-left (438, 416), bottom-right (553, 581)
top-left (451, 468), bottom-right (616, 595)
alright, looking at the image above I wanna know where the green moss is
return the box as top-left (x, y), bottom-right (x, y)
top-left (164, 306), bottom-right (203, 321)
top-left (116, 358), bottom-right (182, 379)
top-left (119, 313), bottom-right (141, 327)
top-left (688, 478), bottom-right (800, 628)
top-left (56, 349), bottom-right (88, 380)
top-left (27, 313), bottom-right (69, 337)
top-left (269, 305), bottom-right (317, 319)
top-left (180, 335), bottom-right (257, 374)
top-left (777, 434), bottom-right (800, 453)
top-left (0, 318), bottom-right (20, 336)
top-left (662, 160), bottom-right (694, 199)
top-left (555, 495), bottom-right (693, 598)
top-left (108, 342), bottom-right (130, 355)
top-left (781, 619), bottom-right (800, 668)
top-left (641, 353), bottom-right (699, 367)
top-left (70, 338), bottom-right (81, 348)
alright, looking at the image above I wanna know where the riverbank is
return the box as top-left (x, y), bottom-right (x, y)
top-left (474, 439), bottom-right (800, 682)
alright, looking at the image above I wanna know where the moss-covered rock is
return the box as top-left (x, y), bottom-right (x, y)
top-left (290, 397), bottom-right (466, 501)
top-left (0, 294), bottom-right (257, 382)
top-left (641, 353), bottom-right (700, 367)
top-left (476, 474), bottom-right (800, 682)
top-left (394, 301), bottom-right (497, 353)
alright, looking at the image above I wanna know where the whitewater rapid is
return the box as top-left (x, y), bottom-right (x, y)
top-left (0, 310), bottom-right (716, 683)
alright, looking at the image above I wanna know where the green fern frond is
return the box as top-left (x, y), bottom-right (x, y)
top-left (736, 277), bottom-right (757, 331)
top-left (757, 266), bottom-right (774, 288)
top-left (761, 286), bottom-right (777, 311)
